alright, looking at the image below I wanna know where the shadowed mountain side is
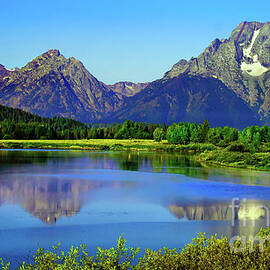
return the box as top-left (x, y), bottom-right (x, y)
top-left (106, 75), bottom-right (260, 128)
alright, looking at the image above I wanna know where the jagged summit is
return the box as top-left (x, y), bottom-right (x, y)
top-left (23, 49), bottom-right (75, 70)
top-left (0, 49), bottom-right (121, 122)
top-left (230, 21), bottom-right (265, 42)
top-left (45, 49), bottom-right (61, 56)
top-left (0, 49), bottom-right (149, 123)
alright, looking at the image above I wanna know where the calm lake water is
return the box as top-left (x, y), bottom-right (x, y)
top-left (0, 150), bottom-right (270, 266)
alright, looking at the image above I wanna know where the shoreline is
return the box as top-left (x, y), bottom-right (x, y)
top-left (0, 139), bottom-right (215, 152)
top-left (0, 139), bottom-right (270, 171)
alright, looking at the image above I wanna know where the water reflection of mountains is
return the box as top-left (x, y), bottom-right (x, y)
top-left (0, 150), bottom-right (270, 224)
top-left (0, 177), bottom-right (109, 224)
top-left (0, 176), bottom-right (269, 225)
top-left (169, 200), bottom-right (270, 222)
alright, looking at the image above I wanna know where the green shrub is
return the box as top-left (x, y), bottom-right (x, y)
top-left (225, 141), bottom-right (247, 152)
top-left (216, 140), bottom-right (229, 148)
top-left (178, 143), bottom-right (216, 152)
top-left (245, 153), bottom-right (259, 165)
top-left (2, 134), bottom-right (12, 140)
top-left (3, 230), bottom-right (270, 269)
top-left (153, 128), bottom-right (165, 142)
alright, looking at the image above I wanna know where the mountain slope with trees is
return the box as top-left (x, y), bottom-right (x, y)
top-left (0, 104), bottom-right (90, 140)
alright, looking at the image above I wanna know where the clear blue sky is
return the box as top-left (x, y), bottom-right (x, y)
top-left (1, 0), bottom-right (270, 84)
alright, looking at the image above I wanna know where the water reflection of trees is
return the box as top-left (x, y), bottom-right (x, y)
top-left (106, 151), bottom-right (206, 178)
top-left (0, 150), bottom-right (84, 169)
top-left (1, 150), bottom-right (269, 186)
top-left (106, 152), bottom-right (270, 185)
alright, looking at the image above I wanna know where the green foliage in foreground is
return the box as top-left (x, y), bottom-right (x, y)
top-left (2, 229), bottom-right (270, 270)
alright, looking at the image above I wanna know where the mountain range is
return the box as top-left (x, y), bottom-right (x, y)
top-left (1, 21), bottom-right (270, 127)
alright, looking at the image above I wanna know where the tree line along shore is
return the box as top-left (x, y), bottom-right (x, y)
top-left (1, 104), bottom-right (270, 170)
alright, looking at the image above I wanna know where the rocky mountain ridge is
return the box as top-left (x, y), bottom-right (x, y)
top-left (1, 21), bottom-right (270, 126)
top-left (0, 50), bottom-right (145, 122)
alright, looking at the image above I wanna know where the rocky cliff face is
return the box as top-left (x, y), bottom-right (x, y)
top-left (164, 21), bottom-right (270, 123)
top-left (0, 50), bottom-right (150, 123)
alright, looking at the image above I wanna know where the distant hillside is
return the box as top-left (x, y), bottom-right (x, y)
top-left (107, 81), bottom-right (149, 98)
top-left (0, 104), bottom-right (86, 126)
top-left (0, 104), bottom-right (89, 139)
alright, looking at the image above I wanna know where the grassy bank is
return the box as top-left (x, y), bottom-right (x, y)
top-left (0, 139), bottom-right (270, 170)
top-left (2, 229), bottom-right (270, 269)
top-left (0, 139), bottom-right (216, 152)
top-left (196, 149), bottom-right (270, 170)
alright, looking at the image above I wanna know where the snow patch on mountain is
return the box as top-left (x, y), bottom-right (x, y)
top-left (241, 62), bottom-right (268, 76)
top-left (240, 28), bottom-right (269, 76)
top-left (243, 29), bottom-right (261, 59)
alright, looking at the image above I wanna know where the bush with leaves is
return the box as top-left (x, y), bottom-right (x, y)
top-left (2, 229), bottom-right (270, 269)
top-left (153, 128), bottom-right (165, 142)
